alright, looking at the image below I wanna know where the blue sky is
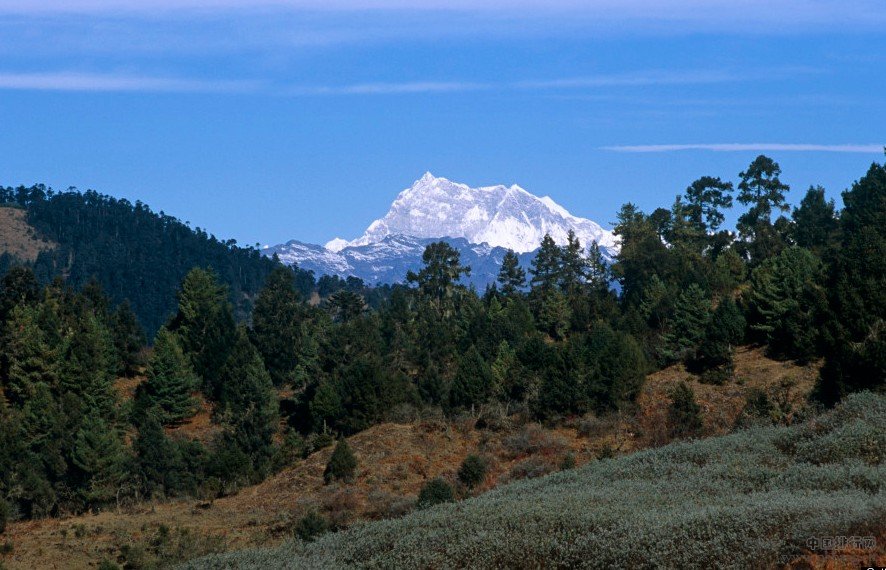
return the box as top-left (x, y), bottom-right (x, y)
top-left (0, 1), bottom-right (884, 247)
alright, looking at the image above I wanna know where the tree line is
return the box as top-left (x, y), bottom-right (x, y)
top-left (0, 185), bottom-right (316, 337)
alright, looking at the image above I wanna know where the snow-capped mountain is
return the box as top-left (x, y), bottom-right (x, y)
top-left (266, 173), bottom-right (616, 288)
top-left (326, 172), bottom-right (616, 253)
top-left (266, 235), bottom-right (539, 288)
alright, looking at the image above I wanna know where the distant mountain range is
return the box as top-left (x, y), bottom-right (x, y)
top-left (265, 173), bottom-right (617, 288)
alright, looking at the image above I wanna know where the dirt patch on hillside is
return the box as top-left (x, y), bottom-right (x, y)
top-left (0, 207), bottom-right (55, 262)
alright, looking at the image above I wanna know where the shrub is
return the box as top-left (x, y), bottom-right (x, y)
top-left (737, 388), bottom-right (775, 427)
top-left (457, 455), bottom-right (488, 489)
top-left (574, 414), bottom-right (616, 439)
top-left (183, 395), bottom-right (886, 570)
top-left (668, 381), bottom-right (703, 439)
top-left (118, 524), bottom-right (223, 569)
top-left (366, 491), bottom-right (414, 520)
top-left (560, 453), bottom-right (576, 470)
top-left (305, 432), bottom-right (335, 458)
top-left (507, 457), bottom-right (554, 481)
top-left (699, 366), bottom-right (732, 386)
top-left (597, 443), bottom-right (615, 460)
top-left (294, 511), bottom-right (329, 543)
top-left (502, 424), bottom-right (566, 458)
top-left (416, 478), bottom-right (455, 509)
top-left (323, 489), bottom-right (360, 529)
top-left (272, 430), bottom-right (307, 472)
top-left (324, 439), bottom-right (357, 484)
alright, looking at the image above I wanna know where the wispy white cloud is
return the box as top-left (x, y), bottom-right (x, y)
top-left (602, 143), bottom-right (885, 153)
top-left (286, 68), bottom-right (795, 96)
top-left (0, 71), bottom-right (259, 92)
top-left (0, 68), bottom-right (794, 95)
top-left (514, 70), bottom-right (759, 89)
top-left (287, 81), bottom-right (488, 95)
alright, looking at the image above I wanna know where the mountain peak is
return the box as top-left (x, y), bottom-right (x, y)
top-left (343, 173), bottom-right (615, 253)
top-left (324, 237), bottom-right (350, 252)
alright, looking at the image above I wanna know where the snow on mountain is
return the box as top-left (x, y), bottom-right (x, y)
top-left (267, 172), bottom-right (616, 288)
top-left (343, 172), bottom-right (616, 253)
top-left (265, 235), bottom-right (539, 288)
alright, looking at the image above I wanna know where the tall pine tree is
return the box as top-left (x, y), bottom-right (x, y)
top-left (251, 266), bottom-right (305, 387)
top-left (139, 327), bottom-right (198, 426)
top-left (497, 249), bottom-right (526, 297)
top-left (171, 268), bottom-right (237, 399)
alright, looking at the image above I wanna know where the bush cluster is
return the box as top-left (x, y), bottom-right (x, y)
top-left (184, 393), bottom-right (886, 570)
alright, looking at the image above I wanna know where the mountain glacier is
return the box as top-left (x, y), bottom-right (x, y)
top-left (266, 173), bottom-right (617, 288)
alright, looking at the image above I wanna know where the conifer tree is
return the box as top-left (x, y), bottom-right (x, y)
top-left (736, 155), bottom-right (791, 264)
top-left (0, 266), bottom-right (40, 323)
top-left (792, 186), bottom-right (838, 254)
top-left (529, 234), bottom-right (561, 292)
top-left (816, 159), bottom-right (886, 403)
top-left (497, 249), bottom-right (526, 297)
top-left (140, 327), bottom-right (198, 425)
top-left (310, 379), bottom-right (343, 433)
top-left (327, 289), bottom-right (366, 323)
top-left (251, 266), bottom-right (304, 386)
top-left (684, 176), bottom-right (734, 233)
top-left (584, 325), bottom-right (647, 410)
top-left (749, 247), bottom-right (825, 361)
top-left (132, 415), bottom-right (200, 497)
top-left (171, 268), bottom-right (236, 398)
top-left (70, 415), bottom-right (127, 506)
top-left (558, 230), bottom-right (587, 293)
top-left (532, 288), bottom-right (571, 340)
top-left (661, 284), bottom-right (711, 364)
top-left (2, 304), bottom-right (58, 406)
top-left (612, 203), bottom-right (672, 305)
top-left (324, 438), bottom-right (357, 484)
top-left (59, 311), bottom-right (118, 420)
top-left (449, 345), bottom-right (493, 410)
top-left (216, 327), bottom-right (279, 475)
top-left (491, 340), bottom-right (520, 402)
top-left (407, 242), bottom-right (470, 317)
top-left (537, 356), bottom-right (581, 417)
top-left (585, 242), bottom-right (610, 290)
top-left (692, 297), bottom-right (745, 378)
top-left (110, 300), bottom-right (145, 377)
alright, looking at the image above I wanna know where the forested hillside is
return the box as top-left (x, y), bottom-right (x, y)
top-left (0, 186), bottom-right (316, 335)
top-left (0, 155), bottom-right (883, 568)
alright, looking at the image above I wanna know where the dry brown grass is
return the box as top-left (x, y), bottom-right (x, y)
top-left (0, 207), bottom-right (55, 262)
top-left (1, 346), bottom-right (825, 569)
top-left (634, 345), bottom-right (820, 448)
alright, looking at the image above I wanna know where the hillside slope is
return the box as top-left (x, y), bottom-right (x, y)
top-left (0, 186), bottom-right (314, 335)
top-left (1, 347), bottom-right (824, 569)
top-left (188, 392), bottom-right (885, 569)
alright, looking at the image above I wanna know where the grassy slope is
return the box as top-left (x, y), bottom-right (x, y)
top-left (0, 347), bottom-right (824, 569)
top-left (187, 392), bottom-right (885, 570)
